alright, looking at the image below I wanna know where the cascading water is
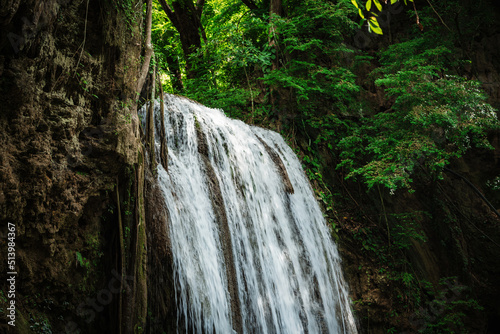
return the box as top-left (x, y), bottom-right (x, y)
top-left (144, 94), bottom-right (357, 333)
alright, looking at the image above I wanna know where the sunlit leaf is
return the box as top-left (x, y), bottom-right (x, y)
top-left (369, 17), bottom-right (383, 34)
top-left (358, 8), bottom-right (365, 19)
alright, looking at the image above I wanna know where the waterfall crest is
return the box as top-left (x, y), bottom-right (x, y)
top-left (146, 94), bottom-right (357, 334)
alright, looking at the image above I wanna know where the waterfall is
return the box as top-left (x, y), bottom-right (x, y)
top-left (144, 95), bottom-right (357, 334)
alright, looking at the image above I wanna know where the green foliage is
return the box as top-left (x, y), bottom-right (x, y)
top-left (111, 0), bottom-right (140, 32)
top-left (337, 37), bottom-right (499, 191)
top-left (85, 233), bottom-right (104, 267)
top-left (348, 210), bottom-right (427, 263)
top-left (157, 0), bottom-right (268, 117)
top-left (417, 277), bottom-right (484, 333)
top-left (300, 146), bottom-right (341, 238)
top-left (388, 211), bottom-right (428, 249)
top-left (350, 0), bottom-right (413, 35)
top-left (30, 318), bottom-right (52, 334)
top-left (261, 0), bottom-right (359, 114)
top-left (153, 0), bottom-right (359, 121)
top-left (75, 251), bottom-right (90, 269)
top-left (486, 176), bottom-right (500, 191)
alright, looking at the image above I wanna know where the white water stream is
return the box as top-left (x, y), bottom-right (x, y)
top-left (145, 95), bottom-right (357, 333)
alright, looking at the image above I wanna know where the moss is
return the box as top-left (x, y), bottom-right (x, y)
top-left (15, 310), bottom-right (31, 333)
top-left (138, 150), bottom-right (144, 166)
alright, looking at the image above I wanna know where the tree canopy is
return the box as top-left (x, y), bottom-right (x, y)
top-left (149, 0), bottom-right (498, 192)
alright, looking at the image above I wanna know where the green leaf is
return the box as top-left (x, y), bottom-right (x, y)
top-left (366, 0), bottom-right (372, 11)
top-left (373, 0), bottom-right (382, 11)
top-left (76, 252), bottom-right (85, 267)
top-left (351, 0), bottom-right (359, 8)
top-left (358, 8), bottom-right (365, 19)
top-left (369, 17), bottom-right (383, 35)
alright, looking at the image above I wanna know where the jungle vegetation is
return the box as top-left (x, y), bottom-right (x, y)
top-left (148, 0), bottom-right (499, 331)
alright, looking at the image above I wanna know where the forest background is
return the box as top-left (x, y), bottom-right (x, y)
top-left (1, 0), bottom-right (500, 332)
top-left (149, 0), bottom-right (500, 332)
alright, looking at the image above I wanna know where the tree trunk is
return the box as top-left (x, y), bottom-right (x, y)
top-left (268, 0), bottom-right (282, 116)
top-left (137, 0), bottom-right (154, 96)
top-left (159, 0), bottom-right (205, 79)
top-left (268, 0), bottom-right (282, 62)
top-left (147, 64), bottom-right (156, 172)
top-left (166, 52), bottom-right (184, 93)
top-left (158, 73), bottom-right (169, 170)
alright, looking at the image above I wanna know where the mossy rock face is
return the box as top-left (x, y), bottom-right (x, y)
top-left (0, 0), bottom-right (146, 332)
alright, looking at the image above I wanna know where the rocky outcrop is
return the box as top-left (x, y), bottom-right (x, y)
top-left (0, 0), bottom-right (164, 332)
